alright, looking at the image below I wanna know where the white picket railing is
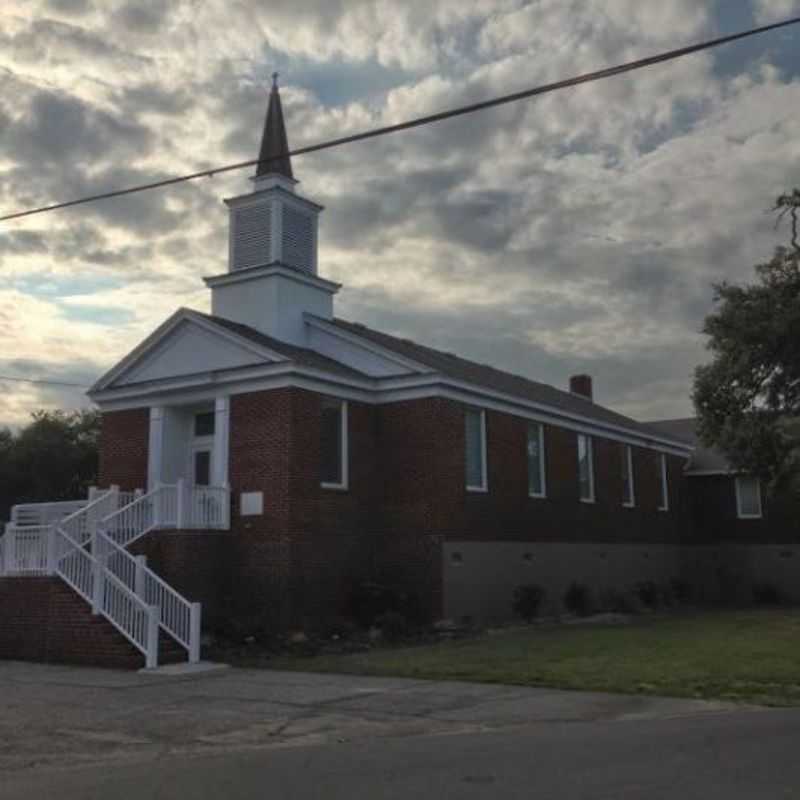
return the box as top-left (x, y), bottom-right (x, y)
top-left (0, 525), bottom-right (52, 575)
top-left (11, 500), bottom-right (87, 528)
top-left (185, 485), bottom-right (230, 530)
top-left (53, 526), bottom-right (160, 668)
top-left (96, 530), bottom-right (200, 662)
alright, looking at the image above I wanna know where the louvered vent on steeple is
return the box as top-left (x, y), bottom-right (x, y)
top-left (231, 201), bottom-right (273, 271)
top-left (282, 204), bottom-right (314, 273)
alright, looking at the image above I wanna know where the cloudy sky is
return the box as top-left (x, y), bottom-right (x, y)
top-left (1, 1), bottom-right (800, 427)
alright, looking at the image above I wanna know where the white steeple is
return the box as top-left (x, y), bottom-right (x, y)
top-left (204, 75), bottom-right (339, 345)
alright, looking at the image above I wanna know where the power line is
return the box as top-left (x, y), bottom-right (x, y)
top-left (2, 16), bottom-right (799, 223)
top-left (0, 374), bottom-right (90, 389)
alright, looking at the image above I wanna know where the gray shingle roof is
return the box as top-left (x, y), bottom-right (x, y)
top-left (329, 318), bottom-right (691, 447)
top-left (646, 418), bottom-right (729, 472)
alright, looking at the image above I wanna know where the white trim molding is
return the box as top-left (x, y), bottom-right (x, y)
top-left (527, 421), bottom-right (546, 499)
top-left (735, 476), bottom-right (763, 519)
top-left (577, 433), bottom-right (595, 504)
top-left (657, 453), bottom-right (670, 512)
top-left (320, 398), bottom-right (349, 491)
top-left (465, 407), bottom-right (488, 493)
top-left (622, 444), bottom-right (636, 508)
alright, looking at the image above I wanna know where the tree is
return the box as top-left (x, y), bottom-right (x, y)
top-left (0, 409), bottom-right (100, 522)
top-left (693, 190), bottom-right (800, 491)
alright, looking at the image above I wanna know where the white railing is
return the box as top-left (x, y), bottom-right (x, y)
top-left (59, 487), bottom-right (121, 546)
top-left (53, 527), bottom-right (160, 668)
top-left (0, 525), bottom-right (52, 575)
top-left (10, 500), bottom-right (87, 528)
top-left (185, 485), bottom-right (230, 530)
top-left (96, 531), bottom-right (201, 662)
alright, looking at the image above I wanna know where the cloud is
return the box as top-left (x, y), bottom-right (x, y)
top-left (752, 0), bottom-right (800, 24)
top-left (1, 1), bottom-right (800, 427)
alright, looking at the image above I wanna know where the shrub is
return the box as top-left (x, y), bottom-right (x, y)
top-left (753, 583), bottom-right (784, 606)
top-left (512, 584), bottom-right (546, 622)
top-left (670, 578), bottom-right (692, 604)
top-left (320, 616), bottom-right (359, 640)
top-left (600, 588), bottom-right (641, 615)
top-left (564, 582), bottom-right (593, 617)
top-left (349, 580), bottom-right (426, 629)
top-left (635, 581), bottom-right (659, 609)
top-left (376, 611), bottom-right (411, 642)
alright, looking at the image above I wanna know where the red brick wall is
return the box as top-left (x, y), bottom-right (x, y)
top-left (99, 408), bottom-right (149, 491)
top-left (0, 577), bottom-right (144, 669)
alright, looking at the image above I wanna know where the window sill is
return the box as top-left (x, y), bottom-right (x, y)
top-left (622, 502), bottom-right (636, 509)
top-left (321, 482), bottom-right (349, 492)
top-left (579, 497), bottom-right (596, 505)
top-left (657, 506), bottom-right (669, 513)
top-left (529, 492), bottom-right (547, 500)
top-left (466, 485), bottom-right (488, 494)
top-left (737, 514), bottom-right (763, 520)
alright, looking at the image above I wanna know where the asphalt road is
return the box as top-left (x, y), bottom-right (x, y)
top-left (4, 706), bottom-right (800, 799)
top-left (1, 660), bottom-right (796, 799)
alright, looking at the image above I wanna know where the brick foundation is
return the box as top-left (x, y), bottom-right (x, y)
top-left (0, 577), bottom-right (145, 669)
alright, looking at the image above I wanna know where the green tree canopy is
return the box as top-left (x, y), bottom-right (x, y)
top-left (0, 409), bottom-right (100, 522)
top-left (693, 190), bottom-right (800, 491)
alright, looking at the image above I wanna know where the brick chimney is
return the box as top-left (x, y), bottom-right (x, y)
top-left (569, 374), bottom-right (593, 401)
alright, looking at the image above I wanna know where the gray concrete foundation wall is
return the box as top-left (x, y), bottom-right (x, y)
top-left (443, 541), bottom-right (800, 622)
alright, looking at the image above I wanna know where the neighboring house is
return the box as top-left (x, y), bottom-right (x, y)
top-left (3, 81), bottom-right (792, 669)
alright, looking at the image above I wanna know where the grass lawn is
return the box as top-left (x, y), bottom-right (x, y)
top-left (265, 610), bottom-right (800, 706)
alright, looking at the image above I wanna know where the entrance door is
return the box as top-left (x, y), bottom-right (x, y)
top-left (191, 446), bottom-right (212, 487)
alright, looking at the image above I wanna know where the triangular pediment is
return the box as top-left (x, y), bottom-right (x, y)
top-left (94, 309), bottom-right (286, 391)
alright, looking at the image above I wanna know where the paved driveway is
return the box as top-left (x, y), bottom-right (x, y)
top-left (0, 659), bottom-right (751, 775)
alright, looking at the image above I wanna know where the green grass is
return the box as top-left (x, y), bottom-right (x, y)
top-left (265, 611), bottom-right (800, 706)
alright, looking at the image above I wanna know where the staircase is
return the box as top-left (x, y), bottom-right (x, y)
top-left (0, 484), bottom-right (225, 669)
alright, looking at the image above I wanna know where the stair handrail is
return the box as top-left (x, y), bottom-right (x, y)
top-left (95, 529), bottom-right (201, 662)
top-left (100, 484), bottom-right (179, 547)
top-left (53, 525), bottom-right (160, 668)
top-left (59, 487), bottom-right (119, 546)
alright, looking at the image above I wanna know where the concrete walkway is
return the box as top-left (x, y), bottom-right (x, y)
top-left (0, 660), bottom-right (757, 775)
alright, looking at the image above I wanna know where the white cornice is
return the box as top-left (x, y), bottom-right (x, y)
top-left (90, 362), bottom-right (692, 456)
top-left (203, 264), bottom-right (340, 293)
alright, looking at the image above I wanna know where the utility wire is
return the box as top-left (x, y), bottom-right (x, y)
top-left (0, 374), bottom-right (89, 388)
top-left (2, 16), bottom-right (799, 223)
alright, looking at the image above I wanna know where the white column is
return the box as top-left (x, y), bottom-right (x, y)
top-left (213, 396), bottom-right (230, 488)
top-left (147, 407), bottom-right (165, 492)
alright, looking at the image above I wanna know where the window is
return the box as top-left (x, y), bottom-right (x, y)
top-left (527, 423), bottom-right (546, 498)
top-left (320, 398), bottom-right (348, 489)
top-left (657, 453), bottom-right (669, 511)
top-left (465, 408), bottom-right (487, 492)
top-left (736, 477), bottom-right (762, 519)
top-left (577, 434), bottom-right (595, 502)
top-left (622, 445), bottom-right (635, 507)
top-left (194, 411), bottom-right (215, 437)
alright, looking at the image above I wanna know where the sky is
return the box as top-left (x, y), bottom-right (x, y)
top-left (1, 0), bottom-right (800, 428)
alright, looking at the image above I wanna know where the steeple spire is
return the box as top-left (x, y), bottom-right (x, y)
top-left (256, 73), bottom-right (294, 180)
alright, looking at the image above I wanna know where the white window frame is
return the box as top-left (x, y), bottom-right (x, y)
top-left (527, 422), bottom-right (547, 499)
top-left (577, 434), bottom-right (595, 504)
top-left (320, 399), bottom-right (349, 491)
top-left (622, 444), bottom-right (635, 508)
top-left (465, 408), bottom-right (488, 493)
top-left (657, 453), bottom-right (669, 512)
top-left (735, 476), bottom-right (763, 519)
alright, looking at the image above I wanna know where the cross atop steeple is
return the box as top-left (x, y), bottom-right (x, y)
top-left (256, 73), bottom-right (293, 180)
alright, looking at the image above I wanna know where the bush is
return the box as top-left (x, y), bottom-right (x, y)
top-left (635, 581), bottom-right (660, 609)
top-left (600, 588), bottom-right (641, 615)
top-left (670, 578), bottom-right (693, 604)
top-left (564, 582), bottom-right (593, 617)
top-left (753, 583), bottom-right (784, 606)
top-left (512, 584), bottom-right (546, 622)
top-left (320, 616), bottom-right (359, 640)
top-left (376, 611), bottom-right (411, 642)
top-left (349, 580), bottom-right (425, 629)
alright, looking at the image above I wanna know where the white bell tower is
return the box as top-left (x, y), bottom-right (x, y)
top-left (204, 74), bottom-right (339, 345)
